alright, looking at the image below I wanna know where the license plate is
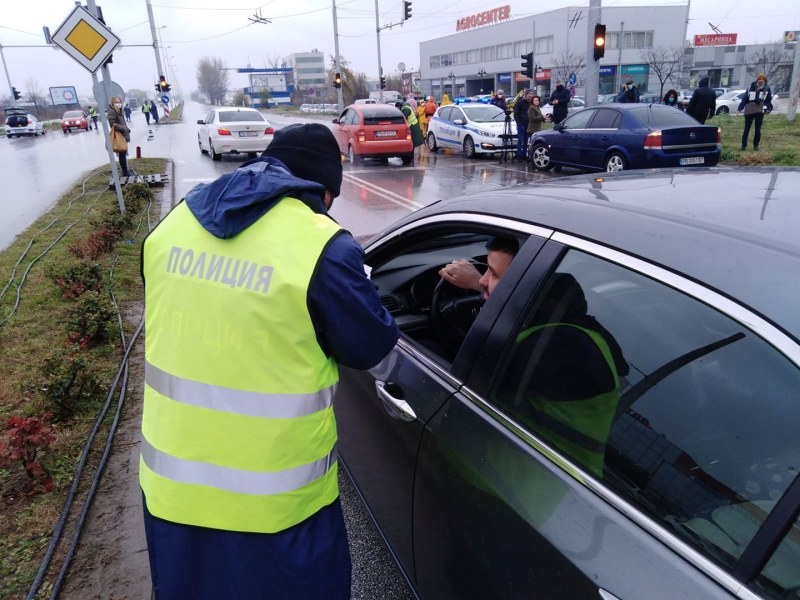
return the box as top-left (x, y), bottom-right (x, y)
top-left (239, 131), bottom-right (259, 137)
top-left (375, 131), bottom-right (397, 138)
top-left (680, 156), bottom-right (704, 165)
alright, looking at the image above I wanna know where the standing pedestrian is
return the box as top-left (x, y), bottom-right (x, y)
top-left (405, 93), bottom-right (417, 112)
top-left (401, 98), bottom-right (424, 158)
top-left (106, 96), bottom-right (130, 177)
top-left (139, 123), bottom-right (399, 600)
top-left (662, 89), bottom-right (680, 109)
top-left (142, 100), bottom-right (151, 125)
top-left (440, 92), bottom-right (453, 106)
top-left (417, 99), bottom-right (429, 138)
top-left (490, 89), bottom-right (507, 111)
top-left (737, 73), bottom-right (773, 151)
top-left (615, 79), bottom-right (640, 103)
top-left (88, 106), bottom-right (98, 130)
top-left (548, 80), bottom-right (571, 124)
top-left (424, 95), bottom-right (438, 119)
top-left (150, 101), bottom-right (160, 124)
top-left (526, 95), bottom-right (546, 163)
top-left (124, 103), bottom-right (132, 123)
top-left (686, 77), bottom-right (716, 124)
top-left (513, 90), bottom-right (533, 160)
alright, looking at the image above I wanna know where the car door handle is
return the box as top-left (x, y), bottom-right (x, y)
top-left (375, 380), bottom-right (417, 422)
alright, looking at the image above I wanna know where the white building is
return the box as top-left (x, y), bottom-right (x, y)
top-left (419, 4), bottom-right (688, 100)
top-left (286, 51), bottom-right (330, 103)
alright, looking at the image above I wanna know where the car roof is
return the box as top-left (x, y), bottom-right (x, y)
top-left (378, 167), bottom-right (800, 341)
top-left (349, 104), bottom-right (404, 116)
top-left (216, 107), bottom-right (261, 112)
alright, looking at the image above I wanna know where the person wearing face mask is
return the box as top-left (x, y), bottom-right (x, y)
top-left (549, 80), bottom-right (571, 124)
top-left (615, 79), bottom-right (640, 103)
top-left (106, 96), bottom-right (130, 177)
top-left (662, 89), bottom-right (680, 109)
top-left (490, 89), bottom-right (508, 111)
top-left (737, 73), bottom-right (773, 151)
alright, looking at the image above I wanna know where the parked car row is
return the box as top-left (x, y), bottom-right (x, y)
top-left (299, 103), bottom-right (339, 114)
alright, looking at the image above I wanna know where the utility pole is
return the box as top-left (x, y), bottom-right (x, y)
top-left (145, 0), bottom-right (164, 84)
top-left (0, 41), bottom-right (14, 98)
top-left (787, 40), bottom-right (800, 122)
top-left (617, 21), bottom-right (624, 92)
top-left (375, 0), bottom-right (383, 103)
top-left (585, 0), bottom-right (601, 107)
top-left (332, 0), bottom-right (343, 110)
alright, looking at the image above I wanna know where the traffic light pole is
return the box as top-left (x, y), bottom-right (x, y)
top-left (374, 0), bottom-right (384, 103)
top-left (585, 0), bottom-right (601, 108)
top-left (0, 41), bottom-right (15, 100)
top-left (145, 0), bottom-right (165, 89)
top-left (332, 0), bottom-right (344, 111)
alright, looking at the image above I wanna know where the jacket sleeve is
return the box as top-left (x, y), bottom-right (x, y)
top-left (687, 91), bottom-right (698, 116)
top-left (765, 87), bottom-right (773, 112)
top-left (308, 232), bottom-right (399, 369)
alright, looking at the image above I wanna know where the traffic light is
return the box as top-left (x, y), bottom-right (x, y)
top-left (380, 76), bottom-right (386, 90)
top-left (594, 23), bottom-right (606, 61)
top-left (155, 82), bottom-right (162, 93)
top-left (403, 1), bottom-right (412, 21)
top-left (521, 52), bottom-right (533, 79)
top-left (333, 72), bottom-right (342, 89)
top-left (159, 75), bottom-right (171, 94)
top-left (12, 87), bottom-right (21, 100)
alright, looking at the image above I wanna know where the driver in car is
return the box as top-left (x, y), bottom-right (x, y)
top-left (438, 236), bottom-right (519, 300)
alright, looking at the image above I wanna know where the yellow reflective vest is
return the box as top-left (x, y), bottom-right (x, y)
top-left (140, 197), bottom-right (342, 533)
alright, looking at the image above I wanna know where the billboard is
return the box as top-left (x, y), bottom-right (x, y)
top-left (785, 30), bottom-right (799, 42)
top-left (49, 86), bottom-right (79, 105)
top-left (694, 34), bottom-right (737, 46)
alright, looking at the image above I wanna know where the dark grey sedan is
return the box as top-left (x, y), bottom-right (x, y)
top-left (336, 167), bottom-right (800, 600)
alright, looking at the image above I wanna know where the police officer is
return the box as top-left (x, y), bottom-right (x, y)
top-left (140, 123), bottom-right (399, 599)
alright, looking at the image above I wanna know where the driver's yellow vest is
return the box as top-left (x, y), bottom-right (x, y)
top-left (140, 197), bottom-right (341, 533)
top-left (403, 106), bottom-right (419, 126)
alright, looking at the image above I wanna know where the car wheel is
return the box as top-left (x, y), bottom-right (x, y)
top-left (716, 106), bottom-right (729, 115)
top-left (210, 139), bottom-right (221, 161)
top-left (401, 154), bottom-right (413, 165)
top-left (63, 129), bottom-right (68, 135)
top-left (426, 131), bottom-right (438, 152)
top-left (531, 143), bottom-right (553, 171)
top-left (7, 134), bottom-right (13, 139)
top-left (605, 152), bottom-right (626, 172)
top-left (348, 145), bottom-right (361, 165)
top-left (199, 135), bottom-right (207, 154)
top-left (463, 136), bottom-right (476, 159)
top-left (247, 152), bottom-right (258, 159)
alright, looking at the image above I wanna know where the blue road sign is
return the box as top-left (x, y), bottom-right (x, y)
top-left (568, 72), bottom-right (577, 86)
top-left (160, 94), bottom-right (170, 104)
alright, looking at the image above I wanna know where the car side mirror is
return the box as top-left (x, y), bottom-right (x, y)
top-left (554, 122), bottom-right (564, 131)
top-left (453, 119), bottom-right (464, 125)
top-left (196, 119), bottom-right (205, 125)
top-left (332, 119), bottom-right (339, 124)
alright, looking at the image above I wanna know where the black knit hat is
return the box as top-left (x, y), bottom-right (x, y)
top-left (262, 123), bottom-right (343, 198)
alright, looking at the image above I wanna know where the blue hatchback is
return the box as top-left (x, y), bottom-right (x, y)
top-left (529, 104), bottom-right (721, 172)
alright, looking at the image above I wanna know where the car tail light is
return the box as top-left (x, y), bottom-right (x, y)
top-left (716, 127), bottom-right (721, 145)
top-left (358, 130), bottom-right (366, 143)
top-left (406, 126), bottom-right (411, 141)
top-left (643, 130), bottom-right (662, 149)
top-left (217, 128), bottom-right (232, 136)
top-left (265, 127), bottom-right (274, 134)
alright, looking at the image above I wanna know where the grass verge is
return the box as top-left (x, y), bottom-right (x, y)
top-left (711, 112), bottom-right (800, 166)
top-left (0, 158), bottom-right (165, 598)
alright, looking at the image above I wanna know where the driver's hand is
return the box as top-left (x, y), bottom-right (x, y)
top-left (439, 260), bottom-right (483, 292)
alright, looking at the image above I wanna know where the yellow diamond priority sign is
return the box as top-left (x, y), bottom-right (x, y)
top-left (52, 6), bottom-right (120, 73)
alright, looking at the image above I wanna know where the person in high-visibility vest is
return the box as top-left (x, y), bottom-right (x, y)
top-left (140, 123), bottom-right (399, 599)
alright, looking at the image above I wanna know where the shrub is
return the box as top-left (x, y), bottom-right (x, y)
top-left (49, 261), bottom-right (103, 299)
top-left (122, 181), bottom-right (152, 214)
top-left (67, 227), bottom-right (118, 261)
top-left (0, 414), bottom-right (56, 492)
top-left (40, 352), bottom-right (102, 418)
top-left (66, 291), bottom-right (116, 346)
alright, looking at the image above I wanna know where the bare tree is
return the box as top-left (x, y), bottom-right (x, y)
top-left (551, 50), bottom-right (586, 88)
top-left (265, 53), bottom-right (284, 69)
top-left (640, 47), bottom-right (685, 97)
top-left (24, 78), bottom-right (47, 115)
top-left (196, 56), bottom-right (230, 105)
top-left (745, 46), bottom-right (792, 91)
top-left (326, 55), bottom-right (368, 103)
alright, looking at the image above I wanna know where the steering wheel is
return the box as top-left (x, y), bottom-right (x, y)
top-left (429, 264), bottom-right (486, 357)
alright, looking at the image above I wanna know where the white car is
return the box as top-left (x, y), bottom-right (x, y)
top-left (540, 96), bottom-right (586, 121)
top-left (426, 103), bottom-right (517, 158)
top-left (715, 90), bottom-right (747, 115)
top-left (4, 107), bottom-right (45, 138)
top-left (197, 107), bottom-right (274, 160)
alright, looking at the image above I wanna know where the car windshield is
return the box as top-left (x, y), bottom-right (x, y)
top-left (218, 110), bottom-right (265, 123)
top-left (629, 106), bottom-right (698, 127)
top-left (63, 111), bottom-right (84, 118)
top-left (461, 105), bottom-right (506, 122)
top-left (5, 107), bottom-right (26, 115)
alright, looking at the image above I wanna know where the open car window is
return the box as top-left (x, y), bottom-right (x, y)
top-left (366, 225), bottom-right (530, 367)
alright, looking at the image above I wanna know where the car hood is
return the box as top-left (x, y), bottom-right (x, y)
top-left (184, 157), bottom-right (329, 239)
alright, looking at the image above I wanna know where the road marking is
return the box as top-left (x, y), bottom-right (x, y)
top-left (343, 172), bottom-right (425, 211)
top-left (182, 177), bottom-right (215, 183)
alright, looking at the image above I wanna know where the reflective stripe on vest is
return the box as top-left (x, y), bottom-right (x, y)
top-left (141, 197), bottom-right (342, 533)
top-left (516, 322), bottom-right (620, 477)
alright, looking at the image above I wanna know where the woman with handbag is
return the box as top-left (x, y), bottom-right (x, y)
top-left (107, 96), bottom-right (131, 176)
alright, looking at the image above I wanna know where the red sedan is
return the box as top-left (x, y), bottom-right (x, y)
top-left (332, 104), bottom-right (414, 164)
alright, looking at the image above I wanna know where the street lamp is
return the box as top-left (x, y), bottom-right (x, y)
top-left (477, 68), bottom-right (487, 78)
top-left (448, 71), bottom-right (455, 96)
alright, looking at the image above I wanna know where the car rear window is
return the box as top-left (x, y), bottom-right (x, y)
top-left (629, 106), bottom-right (698, 127)
top-left (218, 111), bottom-right (265, 123)
top-left (364, 115), bottom-right (406, 125)
top-left (63, 111), bottom-right (84, 118)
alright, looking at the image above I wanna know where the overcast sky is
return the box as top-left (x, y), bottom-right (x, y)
top-left (1, 0), bottom-right (798, 100)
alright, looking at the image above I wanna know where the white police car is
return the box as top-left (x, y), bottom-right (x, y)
top-left (426, 103), bottom-right (517, 158)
